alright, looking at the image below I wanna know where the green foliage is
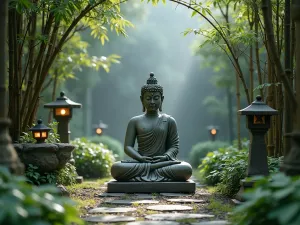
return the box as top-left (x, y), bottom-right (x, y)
top-left (71, 137), bottom-right (115, 178)
top-left (87, 135), bottom-right (124, 160)
top-left (0, 166), bottom-right (83, 225)
top-left (19, 122), bottom-right (60, 144)
top-left (25, 163), bottom-right (77, 186)
top-left (25, 164), bottom-right (57, 185)
top-left (56, 163), bottom-right (77, 186)
top-left (232, 173), bottom-right (300, 225)
top-left (199, 140), bottom-right (282, 197)
top-left (189, 141), bottom-right (229, 168)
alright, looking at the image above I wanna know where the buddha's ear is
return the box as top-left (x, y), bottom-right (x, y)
top-left (140, 96), bottom-right (145, 112)
top-left (161, 96), bottom-right (164, 102)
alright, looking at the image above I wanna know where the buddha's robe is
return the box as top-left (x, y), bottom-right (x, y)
top-left (111, 114), bottom-right (192, 182)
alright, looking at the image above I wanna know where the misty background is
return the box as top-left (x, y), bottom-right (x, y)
top-left (39, 1), bottom-right (248, 160)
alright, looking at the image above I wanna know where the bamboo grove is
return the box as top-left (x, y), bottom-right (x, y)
top-left (174, 0), bottom-right (297, 157)
top-left (7, 0), bottom-right (131, 142)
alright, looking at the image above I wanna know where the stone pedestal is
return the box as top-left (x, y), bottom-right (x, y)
top-left (235, 179), bottom-right (254, 201)
top-left (107, 179), bottom-right (196, 193)
top-left (14, 143), bottom-right (74, 172)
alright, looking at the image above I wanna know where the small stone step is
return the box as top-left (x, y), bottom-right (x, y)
top-left (84, 215), bottom-right (135, 223)
top-left (166, 198), bottom-right (205, 203)
top-left (127, 221), bottom-right (180, 225)
top-left (145, 213), bottom-right (215, 221)
top-left (191, 221), bottom-right (229, 225)
top-left (147, 205), bottom-right (192, 211)
top-left (103, 199), bottom-right (159, 205)
top-left (88, 207), bottom-right (137, 214)
top-left (96, 192), bottom-right (126, 197)
top-left (160, 193), bottom-right (192, 197)
top-left (134, 194), bottom-right (157, 199)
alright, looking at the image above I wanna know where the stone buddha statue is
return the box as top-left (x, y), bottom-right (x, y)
top-left (111, 73), bottom-right (192, 182)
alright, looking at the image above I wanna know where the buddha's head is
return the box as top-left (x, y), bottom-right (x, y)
top-left (140, 72), bottom-right (164, 113)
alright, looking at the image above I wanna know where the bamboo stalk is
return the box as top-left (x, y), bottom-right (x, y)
top-left (254, 1), bottom-right (264, 99)
top-left (261, 0), bottom-right (297, 106)
top-left (236, 71), bottom-right (242, 150)
top-left (283, 0), bottom-right (293, 156)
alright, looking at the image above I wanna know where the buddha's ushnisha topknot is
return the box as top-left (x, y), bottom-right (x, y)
top-left (141, 72), bottom-right (163, 97)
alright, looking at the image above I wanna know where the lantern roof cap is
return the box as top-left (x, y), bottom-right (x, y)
top-left (44, 92), bottom-right (82, 109)
top-left (206, 125), bottom-right (219, 130)
top-left (239, 96), bottom-right (278, 115)
top-left (93, 120), bottom-right (108, 129)
top-left (29, 119), bottom-right (52, 131)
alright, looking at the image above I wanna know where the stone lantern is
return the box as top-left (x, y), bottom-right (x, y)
top-left (44, 92), bottom-right (81, 143)
top-left (207, 125), bottom-right (219, 142)
top-left (93, 120), bottom-right (108, 136)
top-left (29, 119), bottom-right (51, 143)
top-left (239, 96), bottom-right (278, 177)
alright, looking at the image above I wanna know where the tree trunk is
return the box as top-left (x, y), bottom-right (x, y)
top-left (48, 70), bottom-right (59, 123)
top-left (284, 0), bottom-right (293, 155)
top-left (236, 71), bottom-right (242, 150)
top-left (226, 88), bottom-right (234, 143)
top-left (266, 58), bottom-right (275, 156)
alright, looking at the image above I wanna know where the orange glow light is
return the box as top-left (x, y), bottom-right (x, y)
top-left (96, 128), bottom-right (102, 135)
top-left (34, 132), bottom-right (41, 138)
top-left (42, 132), bottom-right (47, 138)
top-left (55, 108), bottom-right (70, 116)
top-left (210, 128), bottom-right (217, 135)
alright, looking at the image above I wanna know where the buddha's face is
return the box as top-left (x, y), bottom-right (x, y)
top-left (141, 91), bottom-right (164, 113)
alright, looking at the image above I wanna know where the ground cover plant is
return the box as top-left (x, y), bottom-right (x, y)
top-left (0, 166), bottom-right (83, 225)
top-left (199, 140), bottom-right (282, 197)
top-left (71, 137), bottom-right (115, 178)
top-left (189, 141), bottom-right (229, 168)
top-left (232, 173), bottom-right (300, 225)
top-left (25, 163), bottom-right (77, 186)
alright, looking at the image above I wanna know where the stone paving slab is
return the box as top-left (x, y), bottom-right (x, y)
top-left (145, 213), bottom-right (215, 221)
top-left (191, 221), bottom-right (229, 225)
top-left (88, 207), bottom-right (137, 214)
top-left (84, 215), bottom-right (135, 223)
top-left (160, 193), bottom-right (192, 197)
top-left (103, 199), bottom-right (159, 205)
top-left (96, 192), bottom-right (126, 197)
top-left (147, 205), bottom-right (193, 211)
top-left (127, 221), bottom-right (180, 225)
top-left (134, 194), bottom-right (157, 199)
top-left (166, 198), bottom-right (205, 203)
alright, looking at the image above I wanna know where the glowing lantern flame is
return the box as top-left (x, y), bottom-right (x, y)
top-left (210, 128), bottom-right (217, 135)
top-left (96, 128), bottom-right (102, 135)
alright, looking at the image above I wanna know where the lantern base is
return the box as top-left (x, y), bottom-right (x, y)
top-left (281, 131), bottom-right (300, 176)
top-left (235, 179), bottom-right (255, 202)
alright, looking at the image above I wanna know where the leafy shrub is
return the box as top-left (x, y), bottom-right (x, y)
top-left (199, 140), bottom-right (282, 197)
top-left (232, 173), bottom-right (300, 225)
top-left (19, 121), bottom-right (60, 143)
top-left (0, 166), bottom-right (83, 225)
top-left (87, 135), bottom-right (124, 159)
top-left (72, 137), bottom-right (115, 178)
top-left (25, 163), bottom-right (77, 186)
top-left (189, 141), bottom-right (229, 168)
top-left (56, 163), bottom-right (77, 186)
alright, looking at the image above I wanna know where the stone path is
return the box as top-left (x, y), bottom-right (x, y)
top-left (83, 177), bottom-right (231, 224)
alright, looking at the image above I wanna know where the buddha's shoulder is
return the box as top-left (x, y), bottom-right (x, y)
top-left (161, 113), bottom-right (177, 123)
top-left (128, 115), bottom-right (144, 123)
